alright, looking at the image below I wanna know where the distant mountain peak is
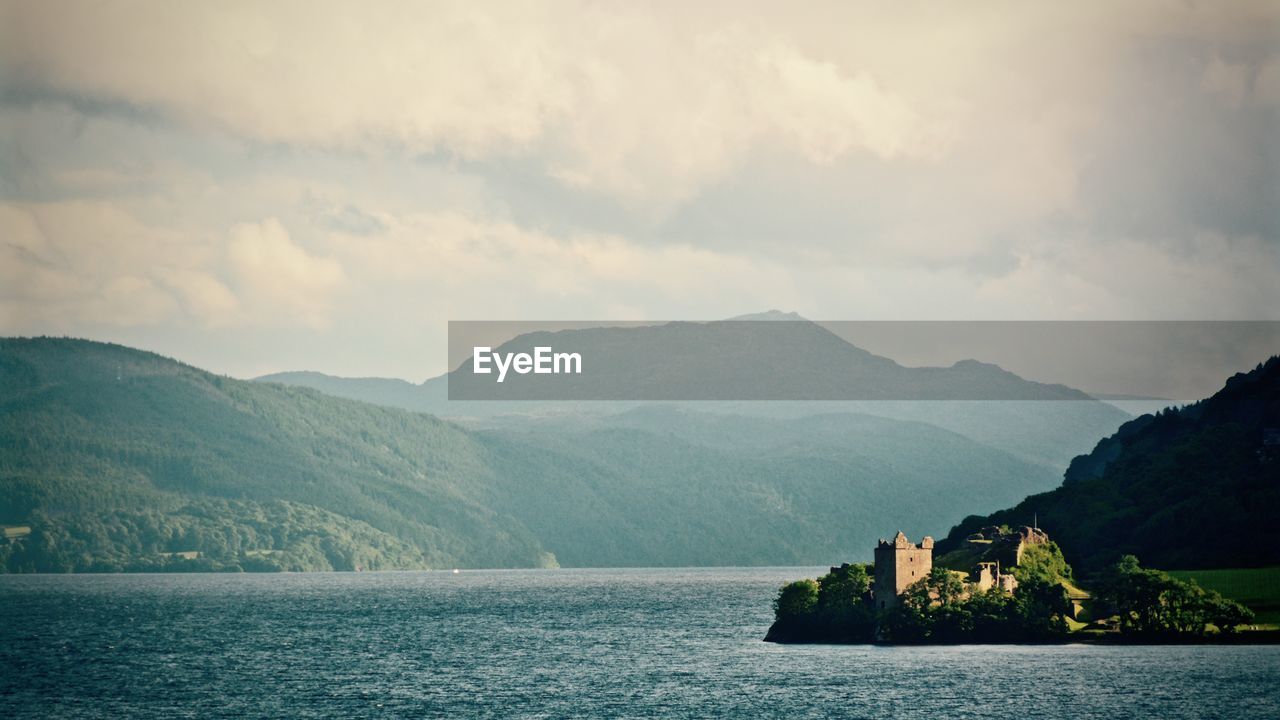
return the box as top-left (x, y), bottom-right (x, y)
top-left (950, 359), bottom-right (999, 369)
top-left (725, 310), bottom-right (807, 321)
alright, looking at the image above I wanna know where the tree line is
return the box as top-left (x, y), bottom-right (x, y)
top-left (769, 554), bottom-right (1253, 644)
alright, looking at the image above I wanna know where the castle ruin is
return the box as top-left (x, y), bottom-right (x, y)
top-left (972, 561), bottom-right (1018, 593)
top-left (872, 531), bottom-right (933, 610)
top-left (872, 529), bottom-right (1028, 608)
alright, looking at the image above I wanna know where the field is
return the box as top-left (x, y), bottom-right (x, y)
top-left (1166, 567), bottom-right (1280, 625)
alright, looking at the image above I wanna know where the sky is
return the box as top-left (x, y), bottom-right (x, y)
top-left (2, 1), bottom-right (1278, 380)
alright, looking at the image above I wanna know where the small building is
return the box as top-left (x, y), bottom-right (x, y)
top-left (2, 525), bottom-right (31, 540)
top-left (158, 550), bottom-right (201, 560)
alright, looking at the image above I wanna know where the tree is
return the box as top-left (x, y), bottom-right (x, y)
top-left (900, 567), bottom-right (966, 609)
top-left (1012, 542), bottom-right (1074, 585)
top-left (814, 564), bottom-right (875, 641)
top-left (1095, 555), bottom-right (1255, 637)
top-left (774, 579), bottom-right (819, 621)
top-left (886, 569), bottom-right (970, 642)
top-left (1014, 576), bottom-right (1071, 639)
top-left (966, 589), bottom-right (1021, 642)
top-left (817, 564), bottom-right (871, 611)
top-left (1206, 592), bottom-right (1254, 634)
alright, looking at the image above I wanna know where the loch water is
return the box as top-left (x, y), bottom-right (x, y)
top-left (2, 567), bottom-right (1278, 718)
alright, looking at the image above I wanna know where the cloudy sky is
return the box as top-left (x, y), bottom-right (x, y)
top-left (2, 1), bottom-right (1278, 379)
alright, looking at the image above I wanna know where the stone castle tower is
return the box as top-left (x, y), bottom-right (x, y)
top-left (873, 531), bottom-right (933, 609)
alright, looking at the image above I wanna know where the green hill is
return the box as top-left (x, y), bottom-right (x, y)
top-left (1, 337), bottom-right (1092, 572)
top-left (0, 337), bottom-right (553, 571)
top-left (937, 356), bottom-right (1280, 575)
top-left (476, 407), bottom-right (1060, 566)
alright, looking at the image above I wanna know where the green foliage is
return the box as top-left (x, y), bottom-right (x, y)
top-left (476, 407), bottom-right (1062, 568)
top-left (0, 338), bottom-right (553, 571)
top-left (901, 568), bottom-right (967, 609)
top-left (768, 562), bottom-right (1073, 644)
top-left (0, 337), bottom-right (1079, 571)
top-left (1013, 576), bottom-right (1073, 639)
top-left (817, 563), bottom-right (871, 611)
top-left (774, 579), bottom-right (820, 620)
top-left (768, 565), bottom-right (878, 642)
top-left (881, 571), bottom-right (1071, 643)
top-left (1013, 542), bottom-right (1074, 585)
top-left (938, 356), bottom-right (1280, 574)
top-left (1095, 555), bottom-right (1255, 636)
top-left (814, 564), bottom-right (875, 640)
top-left (0, 499), bottom-right (427, 573)
top-left (1166, 567), bottom-right (1280, 624)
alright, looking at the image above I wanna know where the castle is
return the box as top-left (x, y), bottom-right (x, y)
top-left (872, 531), bottom-right (933, 609)
top-left (871, 530), bottom-right (1023, 608)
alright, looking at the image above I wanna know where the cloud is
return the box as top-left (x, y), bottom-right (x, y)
top-left (158, 269), bottom-right (240, 327)
top-left (228, 218), bottom-right (346, 328)
top-left (6, 2), bottom-right (1273, 223)
top-left (1258, 55), bottom-right (1280, 107)
top-left (327, 210), bottom-right (785, 317)
top-left (974, 232), bottom-right (1280, 320)
top-left (1201, 57), bottom-right (1250, 108)
top-left (320, 204), bottom-right (387, 236)
top-left (540, 21), bottom-right (947, 208)
top-left (2, 2), bottom-right (950, 211)
top-left (0, 201), bottom-right (199, 329)
top-left (0, 201), bottom-right (346, 331)
top-left (1, 2), bottom-right (1277, 378)
top-left (755, 43), bottom-right (940, 164)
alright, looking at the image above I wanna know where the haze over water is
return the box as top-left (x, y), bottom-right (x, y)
top-left (3, 568), bottom-right (1277, 718)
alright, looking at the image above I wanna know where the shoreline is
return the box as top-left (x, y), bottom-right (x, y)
top-left (765, 629), bottom-right (1280, 646)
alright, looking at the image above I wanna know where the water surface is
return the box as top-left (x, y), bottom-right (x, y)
top-left (2, 568), bottom-right (1278, 718)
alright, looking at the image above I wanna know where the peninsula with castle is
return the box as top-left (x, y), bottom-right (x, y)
top-left (764, 525), bottom-right (1268, 644)
top-left (767, 357), bottom-right (1280, 644)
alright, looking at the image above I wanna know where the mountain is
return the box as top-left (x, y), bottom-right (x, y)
top-left (474, 405), bottom-right (1061, 566)
top-left (255, 370), bottom-right (425, 410)
top-left (0, 337), bottom-right (1079, 571)
top-left (260, 315), bottom-right (1099, 404)
top-left (936, 356), bottom-right (1280, 574)
top-left (441, 319), bottom-right (1093, 401)
top-left (725, 310), bottom-right (807, 321)
top-left (255, 316), bottom-right (1134, 469)
top-left (0, 337), bottom-right (554, 572)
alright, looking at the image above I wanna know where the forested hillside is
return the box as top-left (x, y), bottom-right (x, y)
top-left (2, 337), bottom-right (1081, 572)
top-left (937, 357), bottom-right (1280, 574)
top-left (478, 407), bottom-right (1058, 566)
top-left (0, 337), bottom-right (552, 571)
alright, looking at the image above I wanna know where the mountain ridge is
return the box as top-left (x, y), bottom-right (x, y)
top-left (937, 356), bottom-right (1280, 573)
top-left (0, 336), bottom-right (1094, 571)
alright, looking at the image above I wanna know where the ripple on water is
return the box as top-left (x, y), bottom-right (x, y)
top-left (1, 569), bottom-right (1278, 719)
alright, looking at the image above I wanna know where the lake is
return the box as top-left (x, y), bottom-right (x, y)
top-left (2, 568), bottom-right (1278, 718)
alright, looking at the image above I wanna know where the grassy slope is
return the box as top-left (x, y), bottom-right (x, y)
top-left (1166, 567), bottom-right (1280, 625)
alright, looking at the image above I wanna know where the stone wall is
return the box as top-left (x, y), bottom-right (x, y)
top-left (873, 531), bottom-right (933, 609)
